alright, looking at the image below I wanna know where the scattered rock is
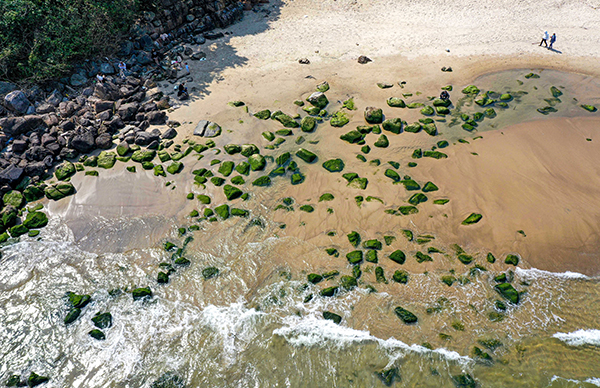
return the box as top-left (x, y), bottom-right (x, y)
top-left (357, 55), bottom-right (372, 64)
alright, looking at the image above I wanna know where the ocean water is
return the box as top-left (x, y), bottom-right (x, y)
top-left (1, 68), bottom-right (600, 387)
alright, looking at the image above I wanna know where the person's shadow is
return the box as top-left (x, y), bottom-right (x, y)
top-left (548, 47), bottom-right (563, 54)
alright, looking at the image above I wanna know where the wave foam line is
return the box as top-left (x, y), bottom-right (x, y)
top-left (553, 329), bottom-right (600, 346)
top-left (273, 315), bottom-right (471, 364)
top-left (515, 267), bottom-right (591, 280)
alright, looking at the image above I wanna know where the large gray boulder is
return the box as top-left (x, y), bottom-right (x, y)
top-left (0, 115), bottom-right (43, 136)
top-left (4, 90), bottom-right (31, 114)
top-left (0, 164), bottom-right (24, 186)
top-left (70, 73), bottom-right (88, 87)
top-left (100, 63), bottom-right (115, 75)
top-left (70, 129), bottom-right (96, 153)
top-left (204, 122), bottom-right (221, 137)
top-left (46, 90), bottom-right (62, 106)
top-left (0, 82), bottom-right (17, 96)
top-left (193, 120), bottom-right (209, 136)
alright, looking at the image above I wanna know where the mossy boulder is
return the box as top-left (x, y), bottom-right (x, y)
top-left (495, 283), bottom-right (519, 304)
top-left (223, 185), bottom-right (243, 200)
top-left (132, 287), bottom-right (152, 300)
top-left (387, 97), bottom-right (406, 108)
top-left (252, 176), bottom-right (271, 187)
top-left (415, 251), bottom-right (433, 262)
top-left (340, 275), bottom-right (358, 290)
top-left (167, 161), bottom-right (183, 175)
top-left (330, 111), bottom-right (350, 127)
top-left (363, 239), bottom-right (382, 250)
top-left (9, 224), bottom-right (28, 237)
top-left (382, 118), bottom-right (403, 134)
top-left (422, 182), bottom-right (438, 192)
top-left (55, 161), bottom-right (76, 180)
top-left (299, 205), bottom-right (314, 212)
top-left (97, 151), bottom-right (116, 169)
top-left (92, 312), bottom-right (112, 329)
top-left (254, 109), bottom-right (271, 120)
top-left (375, 266), bottom-right (387, 283)
top-left (420, 105), bottom-right (434, 116)
top-left (3, 190), bottom-right (24, 208)
top-left (346, 250), bottom-right (363, 264)
top-left (384, 169), bottom-right (401, 182)
top-left (157, 272), bottom-right (169, 284)
top-left (364, 107), bottom-right (383, 124)
top-left (581, 104), bottom-right (597, 112)
top-left (67, 292), bottom-right (91, 308)
top-left (303, 105), bottom-right (321, 116)
top-left (374, 134), bottom-right (389, 148)
top-left (153, 165), bottom-right (166, 177)
top-left (505, 254), bottom-right (519, 266)
top-left (131, 150), bottom-right (156, 163)
top-left (320, 286), bottom-right (338, 297)
top-left (340, 130), bottom-right (364, 144)
top-left (319, 193), bottom-right (334, 202)
top-left (322, 158), bottom-right (344, 172)
top-left (27, 373), bottom-right (49, 387)
top-left (347, 231), bottom-right (361, 247)
top-left (307, 273), bottom-right (323, 284)
top-left (365, 250), bottom-right (378, 263)
top-left (404, 122), bottom-right (422, 133)
top-left (23, 211), bottom-right (48, 229)
top-left (393, 270), bottom-right (409, 284)
top-left (224, 144), bottom-right (242, 155)
top-left (394, 306), bottom-right (418, 324)
top-left (215, 204), bottom-right (230, 219)
top-left (422, 123), bottom-right (437, 136)
top-left (462, 85), bottom-right (480, 95)
top-left (296, 148), bottom-right (317, 163)
top-left (323, 311), bottom-right (342, 324)
top-left (462, 213), bottom-right (482, 225)
top-left (408, 193), bottom-right (428, 205)
top-left (64, 308), bottom-right (81, 324)
top-left (197, 195), bottom-right (211, 204)
top-left (248, 154), bottom-right (266, 171)
top-left (23, 185), bottom-right (45, 202)
top-left (388, 250), bottom-right (406, 265)
top-left (202, 267), bottom-right (219, 279)
top-left (307, 92), bottom-right (329, 108)
top-left (423, 150), bottom-right (447, 159)
top-left (301, 116), bottom-right (316, 132)
top-left (273, 112), bottom-right (299, 128)
top-left (291, 173), bottom-right (305, 185)
top-left (89, 329), bottom-right (105, 340)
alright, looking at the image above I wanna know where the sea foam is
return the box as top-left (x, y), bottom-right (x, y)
top-left (553, 329), bottom-right (600, 346)
top-left (515, 267), bottom-right (591, 280)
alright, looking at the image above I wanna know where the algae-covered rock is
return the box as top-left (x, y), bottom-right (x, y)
top-left (340, 275), bottom-right (358, 290)
top-left (235, 161), bottom-right (250, 176)
top-left (384, 169), bottom-right (400, 182)
top-left (581, 104), bottom-right (597, 112)
top-left (150, 372), bottom-right (186, 388)
top-left (404, 122), bottom-right (422, 133)
top-left (347, 231), bottom-right (361, 247)
top-left (505, 254), bottom-right (519, 266)
top-left (433, 98), bottom-right (451, 107)
top-left (441, 275), bottom-right (456, 286)
top-left (303, 105), bottom-right (321, 116)
top-left (231, 208), bottom-right (249, 217)
top-left (420, 105), bottom-right (434, 116)
top-left (231, 176), bottom-right (245, 185)
top-left (408, 193), bottom-right (428, 205)
top-left (435, 106), bottom-right (450, 115)
top-left (132, 287), bottom-right (152, 300)
top-left (301, 116), bottom-right (316, 132)
top-left (550, 86), bottom-right (563, 98)
top-left (248, 154), bottom-right (266, 171)
top-left (89, 329), bottom-right (105, 340)
top-left (153, 165), bottom-right (166, 177)
top-left (415, 251), bottom-right (433, 263)
top-left (393, 270), bottom-right (409, 284)
top-left (376, 368), bottom-right (399, 387)
top-left (55, 161), bottom-right (76, 181)
top-left (197, 195), bottom-right (211, 204)
top-left (92, 312), bottom-right (112, 329)
top-left (307, 92), bottom-right (329, 108)
top-left (387, 97), bottom-right (406, 108)
top-left (365, 250), bottom-right (378, 263)
top-left (452, 374), bottom-right (477, 388)
top-left (388, 250), bottom-right (406, 264)
top-left (262, 131), bottom-right (275, 142)
top-left (462, 85), bottom-right (480, 95)
top-left (319, 193), bottom-right (334, 202)
top-left (422, 182), bottom-right (438, 192)
top-left (254, 109), bottom-right (271, 120)
top-left (323, 311), bottom-right (342, 324)
top-left (23, 185), bottom-right (44, 203)
top-left (330, 111), bottom-right (350, 127)
top-left (215, 204), bottom-right (230, 219)
top-left (167, 161), bottom-right (183, 175)
top-left (224, 144), bottom-right (241, 155)
top-left (64, 308), bottom-right (81, 324)
top-left (462, 213), bottom-right (482, 225)
top-left (322, 158), bottom-right (344, 172)
top-left (252, 176), bottom-right (271, 187)
top-left (340, 130), bottom-right (364, 144)
top-left (218, 161), bottom-right (234, 177)
top-left (382, 118), bottom-right (402, 134)
top-left (291, 173), bottom-right (305, 185)
top-left (131, 149), bottom-right (156, 163)
top-left (67, 292), bottom-right (90, 308)
top-left (364, 107), bottom-right (383, 124)
top-left (201, 267), bottom-right (219, 280)
top-left (320, 286), bottom-right (338, 297)
top-left (299, 205), bottom-right (314, 213)
top-left (363, 239), bottom-right (382, 250)
top-left (423, 150), bottom-right (447, 159)
top-left (3, 190), bottom-right (24, 208)
top-left (308, 273), bottom-right (323, 284)
top-left (23, 211), bottom-right (48, 229)
top-left (394, 306), bottom-right (418, 324)
top-left (157, 272), bottom-right (169, 284)
top-left (27, 373), bottom-right (49, 387)
top-left (276, 129), bottom-right (293, 136)
top-left (484, 108), bottom-right (497, 118)
top-left (346, 250), bottom-right (363, 264)
top-left (375, 266), bottom-right (387, 283)
top-left (211, 177), bottom-right (225, 186)
top-left (97, 151), bottom-right (116, 169)
top-left (9, 224), bottom-right (28, 237)
top-left (397, 206), bottom-right (418, 216)
top-left (422, 123), bottom-right (437, 136)
top-left (223, 185), bottom-right (243, 200)
top-left (374, 134), bottom-right (389, 148)
top-left (495, 283), bottom-right (519, 304)
top-left (296, 148), bottom-right (317, 163)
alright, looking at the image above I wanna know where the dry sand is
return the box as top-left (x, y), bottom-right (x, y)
top-left (49, 0), bottom-right (600, 276)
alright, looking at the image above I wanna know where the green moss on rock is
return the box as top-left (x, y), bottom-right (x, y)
top-left (408, 193), bottom-right (428, 205)
top-left (252, 176), bottom-right (271, 187)
top-left (131, 150), bottom-right (156, 163)
top-left (389, 250), bottom-right (406, 264)
top-left (322, 158), bottom-right (344, 172)
top-left (320, 286), bottom-right (338, 297)
top-left (132, 287), bottom-right (152, 300)
top-left (323, 311), bottom-right (342, 324)
top-left (346, 250), bottom-right (363, 264)
top-left (308, 273), bottom-right (323, 284)
top-left (415, 251), bottom-right (433, 263)
top-left (248, 154), bottom-right (266, 171)
top-left (364, 107), bottom-right (384, 124)
top-left (495, 282), bottom-right (519, 304)
top-left (254, 109), bottom-right (271, 120)
top-left (330, 111), bottom-right (350, 127)
top-left (382, 118), bottom-right (402, 134)
top-left (223, 184), bottom-right (243, 200)
top-left (202, 267), bottom-right (219, 279)
top-left (374, 134), bottom-right (389, 148)
top-left (462, 213), bottom-right (482, 225)
top-left (394, 306), bottom-right (418, 324)
top-left (387, 97), bottom-right (406, 108)
top-left (505, 254), bottom-right (519, 266)
top-left (393, 270), bottom-right (409, 284)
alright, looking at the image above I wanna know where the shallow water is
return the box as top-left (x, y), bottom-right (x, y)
top-left (2, 68), bottom-right (600, 387)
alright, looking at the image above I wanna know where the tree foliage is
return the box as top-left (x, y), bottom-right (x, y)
top-left (0, 0), bottom-right (154, 82)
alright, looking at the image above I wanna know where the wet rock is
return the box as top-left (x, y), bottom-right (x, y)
top-left (389, 250), bottom-right (406, 264)
top-left (95, 133), bottom-right (113, 149)
top-left (298, 58), bottom-right (310, 64)
top-left (323, 311), bottom-right (342, 324)
top-left (132, 287), bottom-right (152, 300)
top-left (91, 312), bottom-right (113, 329)
top-left (70, 130), bottom-right (96, 153)
top-left (364, 107), bottom-right (383, 124)
top-left (394, 306), bottom-right (417, 324)
top-left (55, 161), bottom-right (76, 181)
top-left (64, 308), bottom-right (81, 324)
top-left (307, 92), bottom-right (328, 109)
top-left (162, 127), bottom-right (177, 139)
top-left (147, 111), bottom-right (166, 125)
top-left (4, 90), bottom-right (31, 114)
top-left (9, 224), bottom-right (28, 237)
top-left (97, 151), bottom-right (116, 169)
top-left (70, 73), bottom-right (88, 87)
top-left (150, 372), bottom-right (185, 388)
top-left (0, 115), bottom-right (43, 136)
top-left (357, 55), bottom-right (372, 64)
top-left (320, 286), bottom-right (338, 297)
top-left (322, 158), bottom-right (344, 172)
top-left (295, 148), bottom-right (317, 163)
top-left (27, 372), bottom-right (49, 387)
top-left (382, 118), bottom-right (402, 134)
top-left (204, 122), bottom-right (221, 137)
top-left (301, 116), bottom-right (316, 132)
top-left (89, 329), bottom-right (105, 340)
top-left (45, 182), bottom-right (75, 200)
top-left (202, 267), bottom-right (219, 280)
top-left (347, 231), bottom-right (361, 247)
top-left (23, 211), bottom-right (48, 229)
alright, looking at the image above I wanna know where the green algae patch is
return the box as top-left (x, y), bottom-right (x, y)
top-left (299, 205), bottom-right (314, 213)
top-left (291, 173), bottom-right (305, 185)
top-left (394, 306), bottom-right (417, 324)
top-left (262, 131), bottom-right (275, 142)
top-left (441, 275), bottom-right (456, 286)
top-left (387, 97), bottom-right (406, 108)
top-left (393, 270), bottom-right (409, 284)
top-left (167, 161), bottom-right (183, 175)
top-left (319, 193), bottom-right (334, 202)
top-left (415, 251), bottom-right (433, 263)
top-left (363, 239), bottom-right (382, 250)
top-left (301, 116), bottom-right (317, 132)
top-left (323, 311), bottom-right (342, 324)
top-left (581, 104), bottom-right (597, 112)
top-left (401, 179), bottom-right (420, 191)
top-left (131, 150), bottom-right (156, 163)
top-left (340, 275), bottom-right (358, 290)
top-left (217, 161), bottom-right (234, 177)
top-left (420, 105), bottom-right (434, 116)
top-left (505, 254), bottom-right (520, 266)
top-left (486, 252), bottom-right (496, 263)
top-left (197, 195), bottom-right (211, 204)
top-left (308, 273), bottom-right (323, 284)
top-left (343, 97), bottom-right (356, 110)
top-left (252, 176), bottom-right (271, 187)
top-left (340, 130), bottom-right (364, 144)
top-left (320, 286), bottom-right (338, 297)
top-left (374, 134), bottom-right (389, 148)
top-left (223, 185), bottom-right (243, 200)
top-left (462, 213), bottom-right (482, 225)
top-left (408, 193), bottom-right (428, 205)
top-left (382, 118), bottom-right (403, 134)
top-left (202, 267), bottom-right (219, 280)
top-left (384, 169), bottom-right (401, 182)
top-left (248, 154), bottom-right (266, 171)
top-left (458, 254), bottom-right (474, 265)
top-left (132, 287), bottom-right (152, 300)
top-left (254, 109), bottom-right (271, 120)
top-left (404, 122), bottom-right (422, 133)
top-left (375, 267), bottom-right (387, 283)
top-left (423, 150), bottom-right (447, 159)
top-left (330, 111), bottom-right (350, 127)
top-left (365, 250), bottom-right (378, 263)
top-left (433, 199), bottom-right (449, 205)
top-left (525, 72), bottom-right (540, 79)
top-left (231, 208), bottom-right (249, 217)
top-left (398, 205), bottom-right (418, 215)
top-left (422, 182), bottom-right (439, 192)
top-left (364, 107), bottom-right (384, 124)
top-left (347, 231), bottom-right (361, 247)
top-left (322, 159), bottom-right (344, 172)
top-left (231, 176), bottom-right (245, 185)
top-left (3, 190), bottom-right (24, 208)
top-left (402, 230), bottom-right (413, 242)
top-left (495, 283), bottom-right (519, 304)
top-left (273, 112), bottom-right (299, 128)
top-left (296, 148), bottom-right (317, 163)
top-left (389, 250), bottom-right (406, 264)
top-left (215, 204), bottom-right (230, 220)
top-left (235, 162), bottom-right (250, 176)
top-left (462, 85), bottom-right (480, 95)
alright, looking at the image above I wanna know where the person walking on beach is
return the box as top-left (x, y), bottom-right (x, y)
top-left (540, 31), bottom-right (549, 47)
top-left (549, 33), bottom-right (557, 49)
top-left (118, 61), bottom-right (127, 78)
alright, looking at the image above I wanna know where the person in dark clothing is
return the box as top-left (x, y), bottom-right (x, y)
top-left (540, 31), bottom-right (549, 47)
top-left (549, 33), bottom-right (557, 49)
top-left (177, 82), bottom-right (188, 100)
top-left (440, 90), bottom-right (450, 100)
